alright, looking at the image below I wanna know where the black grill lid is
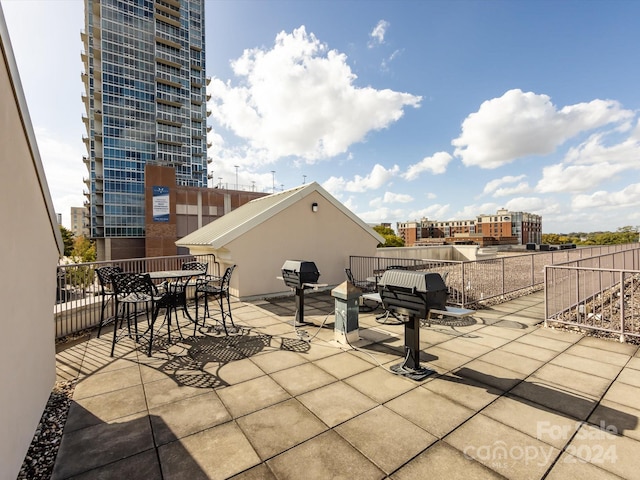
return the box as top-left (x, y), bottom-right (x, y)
top-left (378, 270), bottom-right (446, 293)
top-left (281, 260), bottom-right (320, 275)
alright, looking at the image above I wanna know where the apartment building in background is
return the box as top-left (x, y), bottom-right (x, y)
top-left (397, 209), bottom-right (542, 247)
top-left (70, 206), bottom-right (87, 237)
top-left (82, 0), bottom-right (209, 260)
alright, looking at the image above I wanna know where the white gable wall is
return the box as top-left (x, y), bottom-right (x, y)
top-left (205, 190), bottom-right (379, 299)
top-left (1, 13), bottom-right (61, 479)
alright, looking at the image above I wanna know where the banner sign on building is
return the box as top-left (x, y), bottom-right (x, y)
top-left (152, 186), bottom-right (170, 222)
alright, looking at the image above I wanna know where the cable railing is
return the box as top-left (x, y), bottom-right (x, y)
top-left (54, 253), bottom-right (218, 338)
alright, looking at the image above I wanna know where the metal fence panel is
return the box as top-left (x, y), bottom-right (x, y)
top-left (54, 253), bottom-right (218, 338)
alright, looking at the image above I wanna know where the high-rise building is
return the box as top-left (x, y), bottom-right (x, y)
top-left (82, 0), bottom-right (209, 260)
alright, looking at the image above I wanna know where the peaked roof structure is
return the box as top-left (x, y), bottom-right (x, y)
top-left (176, 182), bottom-right (384, 249)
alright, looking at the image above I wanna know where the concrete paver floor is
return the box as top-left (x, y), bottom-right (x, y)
top-left (52, 290), bottom-right (640, 479)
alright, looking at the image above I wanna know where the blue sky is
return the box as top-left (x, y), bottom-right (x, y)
top-left (3, 0), bottom-right (640, 233)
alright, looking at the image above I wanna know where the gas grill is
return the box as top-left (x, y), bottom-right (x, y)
top-left (281, 260), bottom-right (322, 325)
top-left (378, 270), bottom-right (448, 380)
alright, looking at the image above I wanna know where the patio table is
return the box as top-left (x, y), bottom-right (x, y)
top-left (147, 270), bottom-right (199, 340)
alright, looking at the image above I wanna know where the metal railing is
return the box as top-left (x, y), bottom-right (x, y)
top-left (544, 248), bottom-right (640, 341)
top-left (54, 254), bottom-right (219, 338)
top-left (350, 244), bottom-right (640, 309)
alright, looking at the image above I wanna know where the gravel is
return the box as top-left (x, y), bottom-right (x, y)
top-left (16, 380), bottom-right (76, 479)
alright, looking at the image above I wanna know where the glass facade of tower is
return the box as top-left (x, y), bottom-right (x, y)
top-left (82, 0), bottom-right (208, 251)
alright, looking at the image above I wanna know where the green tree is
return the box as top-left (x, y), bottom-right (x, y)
top-left (72, 236), bottom-right (96, 262)
top-left (373, 225), bottom-right (405, 248)
top-left (59, 225), bottom-right (74, 256)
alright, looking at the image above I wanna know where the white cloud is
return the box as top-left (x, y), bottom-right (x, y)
top-left (504, 196), bottom-right (546, 213)
top-left (482, 175), bottom-right (526, 195)
top-left (452, 89), bottom-right (633, 168)
top-left (494, 183), bottom-right (531, 197)
top-left (572, 183), bottom-right (640, 210)
top-left (34, 128), bottom-right (86, 226)
top-left (536, 162), bottom-right (626, 194)
top-left (358, 206), bottom-right (408, 224)
top-left (452, 203), bottom-right (500, 219)
top-left (407, 203), bottom-right (451, 221)
top-left (208, 26), bottom-right (421, 164)
top-left (369, 20), bottom-right (390, 47)
top-left (404, 151), bottom-right (453, 179)
top-left (323, 163), bottom-right (399, 195)
top-left (369, 191), bottom-right (414, 208)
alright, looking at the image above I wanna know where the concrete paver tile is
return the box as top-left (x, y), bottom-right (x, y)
top-left (249, 348), bottom-right (307, 374)
top-left (149, 390), bottom-right (231, 445)
top-left (529, 327), bottom-right (582, 343)
top-left (463, 333), bottom-right (513, 349)
top-left (213, 357), bottom-right (266, 385)
top-left (217, 375), bottom-right (291, 418)
top-left (385, 387), bottom-right (475, 438)
top-left (482, 394), bottom-right (580, 450)
top-left (545, 451), bottom-right (626, 480)
top-left (602, 381), bottom-right (640, 410)
top-left (227, 464), bottom-right (277, 479)
top-left (577, 336), bottom-right (638, 356)
top-left (73, 364), bottom-right (142, 400)
top-left (266, 430), bottom-right (384, 480)
top-left (236, 399), bottom-right (327, 460)
top-left (335, 405), bottom-right (437, 474)
top-left (479, 349), bottom-right (544, 376)
top-left (391, 441), bottom-right (505, 480)
top-left (346, 342), bottom-right (407, 366)
top-left (65, 384), bottom-right (147, 433)
top-left (438, 337), bottom-right (494, 358)
top-left (294, 342), bottom-right (342, 361)
top-left (158, 421), bottom-right (261, 480)
top-left (531, 363), bottom-right (612, 398)
top-left (510, 378), bottom-right (598, 421)
top-left (454, 359), bottom-right (525, 392)
top-left (565, 344), bottom-right (632, 367)
top-left (550, 353), bottom-right (623, 379)
top-left (445, 413), bottom-right (561, 480)
top-left (500, 341), bottom-right (560, 362)
top-left (423, 373), bottom-right (501, 411)
top-left (615, 367), bottom-right (640, 387)
top-left (626, 357), bottom-right (640, 370)
top-left (588, 399), bottom-right (640, 443)
top-left (343, 366), bottom-right (418, 404)
top-left (515, 334), bottom-right (574, 352)
top-left (65, 449), bottom-right (162, 480)
top-left (564, 422), bottom-right (640, 480)
top-left (423, 346), bottom-right (473, 372)
top-left (475, 324), bottom-right (532, 341)
top-left (270, 362), bottom-right (338, 396)
top-left (297, 381), bottom-right (377, 428)
top-left (143, 376), bottom-right (215, 409)
top-left (314, 351), bottom-right (376, 379)
top-left (51, 412), bottom-right (153, 479)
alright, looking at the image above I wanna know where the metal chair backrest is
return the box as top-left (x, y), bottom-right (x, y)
top-left (345, 268), bottom-right (356, 283)
top-left (96, 266), bottom-right (122, 295)
top-left (220, 265), bottom-right (236, 292)
top-left (182, 261), bottom-right (208, 274)
top-left (111, 272), bottom-right (155, 300)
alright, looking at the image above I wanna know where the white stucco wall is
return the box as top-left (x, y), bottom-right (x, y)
top-left (0, 15), bottom-right (61, 479)
top-left (188, 190), bottom-right (380, 299)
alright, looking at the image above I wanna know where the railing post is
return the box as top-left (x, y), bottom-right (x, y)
top-left (619, 270), bottom-right (626, 343)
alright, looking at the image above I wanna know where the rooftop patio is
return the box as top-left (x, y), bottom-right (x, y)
top-left (51, 290), bottom-right (640, 479)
